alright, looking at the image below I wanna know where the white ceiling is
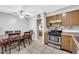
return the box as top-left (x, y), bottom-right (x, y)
top-left (0, 5), bottom-right (70, 17)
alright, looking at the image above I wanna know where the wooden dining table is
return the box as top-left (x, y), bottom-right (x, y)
top-left (0, 33), bottom-right (24, 54)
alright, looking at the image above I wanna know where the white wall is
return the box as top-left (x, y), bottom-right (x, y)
top-left (28, 13), bottom-right (46, 44)
top-left (0, 12), bottom-right (29, 35)
top-left (27, 16), bottom-right (37, 40)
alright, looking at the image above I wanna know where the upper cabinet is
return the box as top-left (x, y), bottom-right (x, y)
top-left (46, 9), bottom-right (79, 27)
top-left (46, 17), bottom-right (50, 27)
top-left (61, 12), bottom-right (71, 26)
top-left (62, 10), bottom-right (79, 26)
top-left (46, 14), bottom-right (62, 27)
top-left (56, 14), bottom-right (62, 20)
top-left (70, 10), bottom-right (79, 25)
top-left (46, 15), bottom-right (56, 27)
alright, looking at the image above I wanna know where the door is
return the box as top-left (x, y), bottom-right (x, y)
top-left (37, 20), bottom-right (42, 40)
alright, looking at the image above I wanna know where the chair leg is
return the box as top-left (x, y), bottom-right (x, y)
top-left (23, 39), bottom-right (26, 48)
top-left (28, 39), bottom-right (30, 45)
top-left (5, 44), bottom-right (7, 52)
top-left (18, 40), bottom-right (20, 51)
top-left (31, 39), bottom-right (32, 43)
top-left (8, 43), bottom-right (11, 54)
top-left (19, 40), bottom-right (21, 45)
top-left (1, 44), bottom-right (4, 54)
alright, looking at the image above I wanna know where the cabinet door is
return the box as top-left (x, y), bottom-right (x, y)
top-left (62, 12), bottom-right (71, 26)
top-left (46, 17), bottom-right (50, 27)
top-left (50, 15), bottom-right (56, 20)
top-left (46, 16), bottom-right (56, 27)
top-left (70, 38), bottom-right (77, 53)
top-left (44, 32), bottom-right (48, 44)
top-left (70, 10), bottom-right (79, 25)
top-left (48, 16), bottom-right (56, 21)
top-left (61, 35), bottom-right (71, 51)
top-left (46, 17), bottom-right (52, 27)
top-left (56, 14), bottom-right (62, 20)
top-left (61, 35), bottom-right (77, 53)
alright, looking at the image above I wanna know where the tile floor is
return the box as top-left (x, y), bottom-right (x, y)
top-left (0, 39), bottom-right (70, 54)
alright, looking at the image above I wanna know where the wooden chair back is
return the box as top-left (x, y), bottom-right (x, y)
top-left (24, 32), bottom-right (30, 39)
top-left (5, 31), bottom-right (13, 35)
top-left (8, 33), bottom-right (20, 41)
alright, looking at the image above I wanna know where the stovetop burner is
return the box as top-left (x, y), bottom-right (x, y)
top-left (48, 30), bottom-right (62, 36)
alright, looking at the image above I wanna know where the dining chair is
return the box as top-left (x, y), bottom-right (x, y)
top-left (0, 40), bottom-right (4, 54)
top-left (15, 30), bottom-right (26, 48)
top-left (6, 33), bottom-right (20, 54)
top-left (29, 30), bottom-right (32, 43)
top-left (0, 36), bottom-right (8, 54)
top-left (19, 34), bottom-right (26, 48)
top-left (24, 31), bottom-right (32, 45)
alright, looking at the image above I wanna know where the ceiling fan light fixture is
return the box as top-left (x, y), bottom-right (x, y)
top-left (19, 15), bottom-right (24, 18)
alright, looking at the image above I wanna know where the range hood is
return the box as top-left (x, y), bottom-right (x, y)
top-left (49, 20), bottom-right (62, 23)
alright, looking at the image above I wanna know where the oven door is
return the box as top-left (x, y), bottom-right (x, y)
top-left (48, 35), bottom-right (60, 45)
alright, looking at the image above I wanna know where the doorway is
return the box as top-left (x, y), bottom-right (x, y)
top-left (37, 20), bottom-right (42, 40)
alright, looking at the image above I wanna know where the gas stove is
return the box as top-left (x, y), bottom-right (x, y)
top-left (48, 30), bottom-right (62, 49)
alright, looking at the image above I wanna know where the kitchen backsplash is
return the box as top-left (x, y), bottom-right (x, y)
top-left (62, 26), bottom-right (79, 30)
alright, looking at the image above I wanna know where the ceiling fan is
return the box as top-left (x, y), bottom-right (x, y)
top-left (17, 10), bottom-right (30, 18)
top-left (11, 10), bottom-right (30, 18)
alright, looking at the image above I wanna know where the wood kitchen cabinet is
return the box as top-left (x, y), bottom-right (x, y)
top-left (46, 15), bottom-right (56, 27)
top-left (46, 9), bottom-right (79, 26)
top-left (70, 10), bottom-right (79, 25)
top-left (44, 32), bottom-right (48, 44)
top-left (46, 17), bottom-right (51, 27)
top-left (46, 17), bottom-right (50, 27)
top-left (61, 35), bottom-right (72, 52)
top-left (56, 14), bottom-right (62, 20)
top-left (61, 12), bottom-right (71, 26)
top-left (46, 14), bottom-right (62, 27)
top-left (61, 35), bottom-right (77, 53)
top-left (70, 38), bottom-right (77, 53)
top-left (62, 10), bottom-right (79, 26)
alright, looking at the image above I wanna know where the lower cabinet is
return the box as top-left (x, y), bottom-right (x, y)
top-left (61, 35), bottom-right (77, 53)
top-left (44, 32), bottom-right (48, 44)
top-left (70, 38), bottom-right (77, 53)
